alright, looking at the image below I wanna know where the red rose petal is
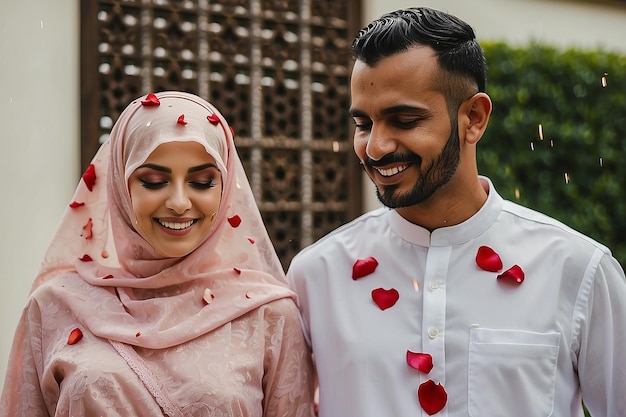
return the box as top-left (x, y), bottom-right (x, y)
top-left (207, 113), bottom-right (220, 125)
top-left (141, 93), bottom-right (160, 106)
top-left (228, 215), bottom-right (242, 227)
top-left (177, 114), bottom-right (188, 125)
top-left (418, 380), bottom-right (448, 415)
top-left (81, 218), bottom-right (93, 240)
top-left (497, 264), bottom-right (525, 284)
top-left (233, 267), bottom-right (242, 275)
top-left (476, 245), bottom-right (503, 272)
top-left (406, 350), bottom-right (433, 373)
top-left (102, 274), bottom-right (114, 279)
top-left (371, 287), bottom-right (399, 310)
top-left (248, 237), bottom-right (255, 244)
top-left (79, 254), bottom-right (93, 262)
top-left (67, 328), bottom-right (83, 345)
top-left (229, 126), bottom-right (235, 137)
top-left (136, 331), bottom-right (141, 337)
top-left (82, 164), bottom-right (96, 191)
top-left (352, 256), bottom-right (378, 280)
top-left (202, 288), bottom-right (215, 305)
top-left (69, 201), bottom-right (84, 209)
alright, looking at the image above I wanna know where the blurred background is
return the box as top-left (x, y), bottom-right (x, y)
top-left (2, 0), bottom-right (626, 384)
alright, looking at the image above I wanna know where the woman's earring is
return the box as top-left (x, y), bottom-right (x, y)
top-left (210, 212), bottom-right (217, 222)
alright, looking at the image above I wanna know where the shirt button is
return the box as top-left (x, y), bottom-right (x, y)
top-left (428, 281), bottom-right (439, 291)
top-left (428, 327), bottom-right (439, 339)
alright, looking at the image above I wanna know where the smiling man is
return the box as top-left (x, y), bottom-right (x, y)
top-left (287, 6), bottom-right (626, 417)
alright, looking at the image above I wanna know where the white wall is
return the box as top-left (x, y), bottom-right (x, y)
top-left (1, 0), bottom-right (625, 390)
top-left (362, 0), bottom-right (626, 212)
top-left (0, 0), bottom-right (79, 381)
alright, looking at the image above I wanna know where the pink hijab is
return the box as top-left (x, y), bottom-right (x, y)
top-left (33, 91), bottom-right (294, 349)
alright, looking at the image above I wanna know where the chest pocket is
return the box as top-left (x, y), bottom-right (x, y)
top-left (468, 328), bottom-right (560, 417)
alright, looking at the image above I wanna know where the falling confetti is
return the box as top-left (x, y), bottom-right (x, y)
top-left (515, 187), bottom-right (520, 199)
top-left (564, 172), bottom-right (570, 184)
top-left (538, 124), bottom-right (544, 141)
top-left (600, 157), bottom-right (603, 167)
top-left (332, 141), bottom-right (340, 152)
top-left (601, 73), bottom-right (608, 88)
top-left (530, 142), bottom-right (535, 151)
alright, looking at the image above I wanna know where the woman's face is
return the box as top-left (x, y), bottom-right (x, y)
top-left (128, 141), bottom-right (223, 258)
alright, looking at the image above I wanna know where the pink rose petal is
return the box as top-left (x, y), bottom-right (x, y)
top-left (352, 256), bottom-right (378, 280)
top-left (406, 350), bottom-right (433, 373)
top-left (476, 245), bottom-right (503, 272)
top-left (81, 218), bottom-right (93, 240)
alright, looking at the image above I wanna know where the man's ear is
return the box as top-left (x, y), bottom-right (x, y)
top-left (460, 92), bottom-right (492, 145)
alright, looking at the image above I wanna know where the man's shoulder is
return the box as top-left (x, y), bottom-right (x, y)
top-left (291, 207), bottom-right (390, 263)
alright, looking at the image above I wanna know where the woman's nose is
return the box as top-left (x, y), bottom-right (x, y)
top-left (165, 185), bottom-right (192, 214)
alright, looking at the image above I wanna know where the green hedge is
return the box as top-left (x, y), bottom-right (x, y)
top-left (479, 42), bottom-right (626, 268)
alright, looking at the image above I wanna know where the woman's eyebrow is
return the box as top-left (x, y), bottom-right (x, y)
top-left (188, 163), bottom-right (218, 173)
top-left (138, 163), bottom-right (170, 173)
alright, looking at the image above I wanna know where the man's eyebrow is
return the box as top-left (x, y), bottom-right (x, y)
top-left (349, 105), bottom-right (430, 118)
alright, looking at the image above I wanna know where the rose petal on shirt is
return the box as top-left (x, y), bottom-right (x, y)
top-left (352, 256), bottom-right (378, 280)
top-left (475, 245), bottom-right (503, 272)
top-left (418, 380), bottom-right (447, 415)
top-left (406, 350), bottom-right (433, 373)
top-left (371, 287), bottom-right (399, 310)
top-left (67, 328), bottom-right (83, 345)
top-left (497, 264), bottom-right (525, 284)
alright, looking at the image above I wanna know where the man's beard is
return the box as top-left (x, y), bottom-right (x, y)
top-left (371, 125), bottom-right (460, 209)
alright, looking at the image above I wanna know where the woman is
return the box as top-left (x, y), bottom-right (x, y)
top-left (0, 91), bottom-right (315, 416)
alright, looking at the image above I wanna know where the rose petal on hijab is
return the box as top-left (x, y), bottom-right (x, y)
top-left (352, 256), bottom-right (378, 280)
top-left (69, 201), bottom-right (85, 209)
top-left (203, 288), bottom-right (215, 305)
top-left (371, 287), bottom-right (399, 310)
top-left (207, 113), bottom-right (220, 125)
top-left (140, 93), bottom-right (160, 106)
top-left (177, 114), bottom-right (188, 125)
top-left (418, 380), bottom-right (448, 415)
top-left (135, 331), bottom-right (141, 337)
top-left (248, 237), bottom-right (255, 244)
top-left (81, 164), bottom-right (96, 191)
top-left (475, 245), bottom-right (503, 272)
top-left (230, 126), bottom-right (235, 137)
top-left (233, 267), bottom-right (242, 275)
top-left (79, 254), bottom-right (93, 262)
top-left (81, 218), bottom-right (93, 240)
top-left (102, 274), bottom-right (113, 279)
top-left (497, 264), bottom-right (525, 284)
top-left (406, 350), bottom-right (433, 373)
top-left (228, 215), bottom-right (242, 227)
top-left (67, 328), bottom-right (83, 345)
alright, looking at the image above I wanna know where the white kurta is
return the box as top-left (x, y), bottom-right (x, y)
top-left (287, 177), bottom-right (626, 417)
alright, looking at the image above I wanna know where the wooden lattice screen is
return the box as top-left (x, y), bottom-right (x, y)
top-left (80, 0), bottom-right (363, 269)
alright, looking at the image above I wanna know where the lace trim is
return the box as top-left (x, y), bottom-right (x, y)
top-left (109, 340), bottom-right (182, 417)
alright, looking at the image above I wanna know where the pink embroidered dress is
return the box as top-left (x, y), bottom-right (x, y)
top-left (0, 92), bottom-right (315, 417)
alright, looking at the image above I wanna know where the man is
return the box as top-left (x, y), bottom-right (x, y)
top-left (287, 7), bottom-right (626, 417)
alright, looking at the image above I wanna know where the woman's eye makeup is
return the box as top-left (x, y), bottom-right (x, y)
top-left (139, 176), bottom-right (167, 189)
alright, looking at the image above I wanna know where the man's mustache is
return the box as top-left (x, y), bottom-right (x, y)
top-left (365, 153), bottom-right (421, 168)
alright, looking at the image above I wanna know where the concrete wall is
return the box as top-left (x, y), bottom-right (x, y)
top-left (0, 0), bottom-right (625, 386)
top-left (0, 0), bottom-right (79, 382)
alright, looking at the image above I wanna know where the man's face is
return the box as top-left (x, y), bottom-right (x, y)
top-left (350, 46), bottom-right (460, 208)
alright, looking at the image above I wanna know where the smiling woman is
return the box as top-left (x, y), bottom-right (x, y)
top-left (0, 91), bottom-right (316, 416)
